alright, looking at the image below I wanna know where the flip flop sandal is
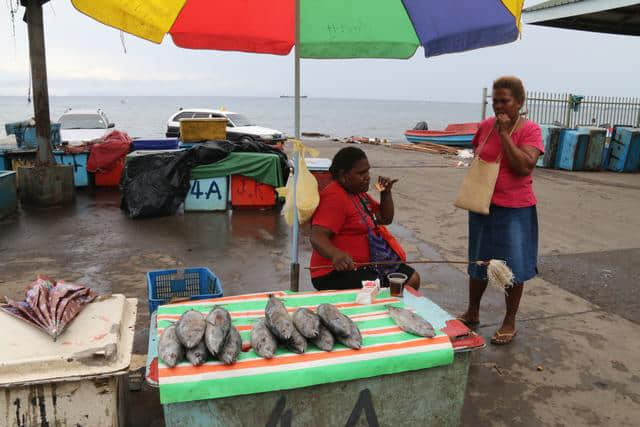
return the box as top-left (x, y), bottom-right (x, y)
top-left (455, 316), bottom-right (480, 329)
top-left (491, 330), bottom-right (518, 345)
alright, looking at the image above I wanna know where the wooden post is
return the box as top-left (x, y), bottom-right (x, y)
top-left (25, 0), bottom-right (55, 164)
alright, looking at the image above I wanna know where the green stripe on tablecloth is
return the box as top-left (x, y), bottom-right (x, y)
top-left (159, 347), bottom-right (453, 404)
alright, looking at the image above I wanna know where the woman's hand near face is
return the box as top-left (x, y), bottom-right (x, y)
top-left (495, 113), bottom-right (512, 134)
top-left (376, 176), bottom-right (398, 193)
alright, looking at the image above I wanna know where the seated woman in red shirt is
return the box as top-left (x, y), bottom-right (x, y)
top-left (309, 147), bottom-right (420, 291)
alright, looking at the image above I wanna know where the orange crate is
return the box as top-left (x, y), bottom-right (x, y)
top-left (231, 175), bottom-right (276, 208)
top-left (95, 157), bottom-right (125, 187)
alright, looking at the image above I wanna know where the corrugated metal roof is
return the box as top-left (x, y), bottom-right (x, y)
top-left (524, 0), bottom-right (583, 13)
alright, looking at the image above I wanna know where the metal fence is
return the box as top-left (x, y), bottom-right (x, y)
top-left (481, 88), bottom-right (640, 128)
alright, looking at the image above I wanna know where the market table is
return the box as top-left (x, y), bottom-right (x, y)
top-left (146, 287), bottom-right (483, 426)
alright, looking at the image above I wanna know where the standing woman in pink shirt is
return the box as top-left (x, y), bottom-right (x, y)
top-left (458, 76), bottom-right (545, 345)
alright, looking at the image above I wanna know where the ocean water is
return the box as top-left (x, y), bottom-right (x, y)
top-left (0, 96), bottom-right (482, 142)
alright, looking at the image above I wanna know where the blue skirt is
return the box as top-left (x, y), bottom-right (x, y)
top-left (468, 205), bottom-right (539, 284)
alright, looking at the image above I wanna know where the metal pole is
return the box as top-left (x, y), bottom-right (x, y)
top-left (290, 0), bottom-right (301, 292)
top-left (635, 98), bottom-right (640, 127)
top-left (25, 0), bottom-right (54, 164)
top-left (481, 87), bottom-right (487, 120)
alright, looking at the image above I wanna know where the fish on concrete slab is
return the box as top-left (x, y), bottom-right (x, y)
top-left (317, 303), bottom-right (351, 338)
top-left (292, 307), bottom-right (320, 339)
top-left (251, 317), bottom-right (278, 359)
top-left (186, 339), bottom-right (208, 366)
top-left (219, 325), bottom-right (242, 365)
top-left (386, 305), bottom-right (435, 338)
top-left (205, 305), bottom-right (231, 355)
top-left (311, 324), bottom-right (335, 352)
top-left (265, 294), bottom-right (294, 341)
top-left (158, 324), bottom-right (184, 368)
top-left (336, 315), bottom-right (362, 350)
top-left (176, 309), bottom-right (206, 348)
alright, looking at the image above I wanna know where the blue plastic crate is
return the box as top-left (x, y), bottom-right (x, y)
top-left (147, 267), bottom-right (223, 313)
top-left (5, 121), bottom-right (61, 149)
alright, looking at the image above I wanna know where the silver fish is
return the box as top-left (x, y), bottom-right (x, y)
top-left (158, 324), bottom-right (184, 368)
top-left (205, 305), bottom-right (231, 355)
top-left (176, 310), bottom-right (206, 348)
top-left (250, 318), bottom-right (278, 359)
top-left (386, 305), bottom-right (435, 338)
top-left (317, 303), bottom-right (351, 337)
top-left (186, 339), bottom-right (208, 366)
top-left (336, 315), bottom-right (362, 350)
top-left (265, 294), bottom-right (294, 341)
top-left (219, 325), bottom-right (242, 365)
top-left (311, 324), bottom-right (335, 352)
top-left (285, 325), bottom-right (308, 354)
top-left (292, 307), bottom-right (320, 339)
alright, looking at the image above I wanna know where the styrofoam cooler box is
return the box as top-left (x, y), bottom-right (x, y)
top-left (576, 127), bottom-right (606, 171)
top-left (53, 151), bottom-right (89, 187)
top-left (132, 138), bottom-right (179, 151)
top-left (556, 130), bottom-right (589, 171)
top-left (305, 157), bottom-right (332, 190)
top-left (538, 125), bottom-right (562, 168)
top-left (607, 127), bottom-right (640, 172)
top-left (185, 176), bottom-right (228, 211)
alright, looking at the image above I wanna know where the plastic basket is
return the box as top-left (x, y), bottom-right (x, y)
top-left (179, 118), bottom-right (227, 142)
top-left (147, 267), bottom-right (223, 313)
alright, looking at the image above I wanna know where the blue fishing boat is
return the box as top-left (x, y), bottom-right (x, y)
top-left (404, 122), bottom-right (479, 147)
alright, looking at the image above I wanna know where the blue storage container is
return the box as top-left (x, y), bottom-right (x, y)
top-left (132, 138), bottom-right (179, 151)
top-left (147, 267), bottom-right (223, 313)
top-left (556, 130), bottom-right (589, 171)
top-left (5, 121), bottom-right (61, 149)
top-left (53, 151), bottom-right (89, 187)
top-left (0, 170), bottom-right (17, 219)
top-left (577, 127), bottom-right (606, 171)
top-left (538, 125), bottom-right (562, 168)
top-left (607, 127), bottom-right (640, 173)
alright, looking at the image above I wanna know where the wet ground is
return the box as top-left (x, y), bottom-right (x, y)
top-left (1, 139), bottom-right (639, 426)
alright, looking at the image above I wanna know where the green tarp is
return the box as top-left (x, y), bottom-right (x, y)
top-left (190, 152), bottom-right (285, 187)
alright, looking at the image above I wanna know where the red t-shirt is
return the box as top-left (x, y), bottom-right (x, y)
top-left (310, 181), bottom-right (379, 278)
top-left (472, 118), bottom-right (545, 208)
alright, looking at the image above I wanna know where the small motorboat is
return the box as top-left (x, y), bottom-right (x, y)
top-left (404, 122), bottom-right (479, 147)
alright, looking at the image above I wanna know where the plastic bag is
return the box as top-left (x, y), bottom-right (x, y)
top-left (277, 140), bottom-right (320, 225)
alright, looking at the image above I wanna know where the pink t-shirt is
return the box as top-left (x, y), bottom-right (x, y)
top-left (472, 118), bottom-right (544, 208)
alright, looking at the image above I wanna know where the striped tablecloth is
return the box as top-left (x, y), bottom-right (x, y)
top-left (156, 289), bottom-right (454, 404)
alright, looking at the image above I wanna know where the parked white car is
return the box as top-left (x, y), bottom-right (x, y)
top-left (58, 109), bottom-right (114, 145)
top-left (166, 108), bottom-right (285, 145)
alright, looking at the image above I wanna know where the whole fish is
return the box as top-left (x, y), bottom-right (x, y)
top-left (317, 303), bottom-right (351, 338)
top-left (219, 325), bottom-right (242, 365)
top-left (336, 315), bottom-right (362, 350)
top-left (158, 324), bottom-right (184, 368)
top-left (250, 318), bottom-right (278, 359)
top-left (292, 308), bottom-right (320, 339)
top-left (285, 325), bottom-right (308, 354)
top-left (186, 339), bottom-right (208, 366)
top-left (265, 294), bottom-right (294, 341)
top-left (386, 305), bottom-right (436, 338)
top-left (311, 324), bottom-right (335, 352)
top-left (204, 305), bottom-right (231, 355)
top-left (176, 310), bottom-right (206, 348)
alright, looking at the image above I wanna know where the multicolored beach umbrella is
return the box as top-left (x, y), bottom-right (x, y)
top-left (71, 0), bottom-right (523, 291)
top-left (71, 0), bottom-right (523, 59)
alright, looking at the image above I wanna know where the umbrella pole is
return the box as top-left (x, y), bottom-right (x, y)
top-left (290, 0), bottom-right (301, 292)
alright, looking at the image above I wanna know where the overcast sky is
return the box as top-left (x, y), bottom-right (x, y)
top-left (1, 1), bottom-right (638, 102)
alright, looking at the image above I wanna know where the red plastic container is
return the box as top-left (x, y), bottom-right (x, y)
top-left (95, 157), bottom-right (125, 187)
top-left (311, 171), bottom-right (332, 191)
top-left (231, 175), bottom-right (276, 208)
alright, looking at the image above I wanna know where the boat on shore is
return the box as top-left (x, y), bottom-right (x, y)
top-left (404, 122), bottom-right (479, 147)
